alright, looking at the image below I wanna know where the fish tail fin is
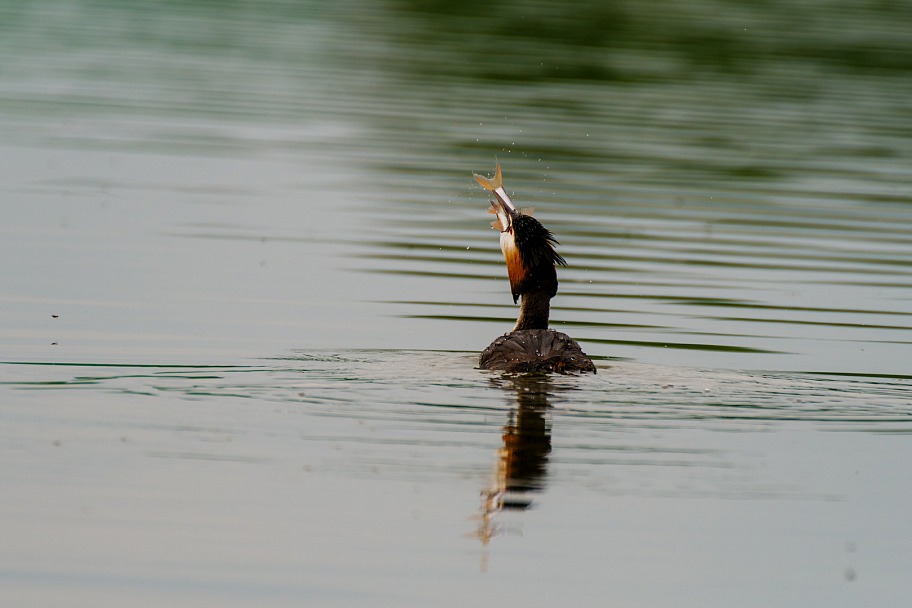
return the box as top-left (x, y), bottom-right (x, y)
top-left (472, 159), bottom-right (503, 192)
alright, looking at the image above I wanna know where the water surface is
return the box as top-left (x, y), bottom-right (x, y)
top-left (1, 1), bottom-right (911, 606)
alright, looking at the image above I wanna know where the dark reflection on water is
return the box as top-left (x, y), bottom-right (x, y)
top-left (387, 0), bottom-right (912, 80)
top-left (337, 2), bottom-right (912, 374)
top-left (474, 374), bottom-right (553, 551)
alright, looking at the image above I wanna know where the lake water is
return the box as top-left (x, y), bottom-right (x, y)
top-left (2, 1), bottom-right (911, 606)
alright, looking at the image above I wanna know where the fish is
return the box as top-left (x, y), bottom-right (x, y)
top-left (473, 160), bottom-right (516, 233)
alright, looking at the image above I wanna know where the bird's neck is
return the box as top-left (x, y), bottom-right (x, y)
top-left (513, 290), bottom-right (551, 331)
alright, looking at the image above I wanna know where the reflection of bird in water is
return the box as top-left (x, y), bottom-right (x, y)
top-left (473, 162), bottom-right (596, 373)
top-left (474, 374), bottom-right (553, 557)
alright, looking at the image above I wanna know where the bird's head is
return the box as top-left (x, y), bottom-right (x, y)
top-left (473, 162), bottom-right (566, 303)
top-left (495, 206), bottom-right (566, 303)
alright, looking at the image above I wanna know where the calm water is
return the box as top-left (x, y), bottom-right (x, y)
top-left (2, 1), bottom-right (912, 606)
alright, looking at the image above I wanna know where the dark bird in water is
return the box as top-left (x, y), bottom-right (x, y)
top-left (474, 162), bottom-right (596, 374)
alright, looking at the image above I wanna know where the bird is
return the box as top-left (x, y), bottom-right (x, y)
top-left (473, 161), bottom-right (596, 374)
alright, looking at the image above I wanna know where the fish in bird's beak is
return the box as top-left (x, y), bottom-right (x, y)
top-left (473, 160), bottom-right (564, 303)
top-left (474, 160), bottom-right (533, 302)
top-left (473, 160), bottom-right (516, 233)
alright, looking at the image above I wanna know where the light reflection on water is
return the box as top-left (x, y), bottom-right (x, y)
top-left (2, 0), bottom-right (912, 605)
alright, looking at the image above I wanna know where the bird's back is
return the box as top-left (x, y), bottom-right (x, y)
top-left (479, 329), bottom-right (596, 373)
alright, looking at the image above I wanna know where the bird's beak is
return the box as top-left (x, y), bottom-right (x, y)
top-left (488, 199), bottom-right (512, 232)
